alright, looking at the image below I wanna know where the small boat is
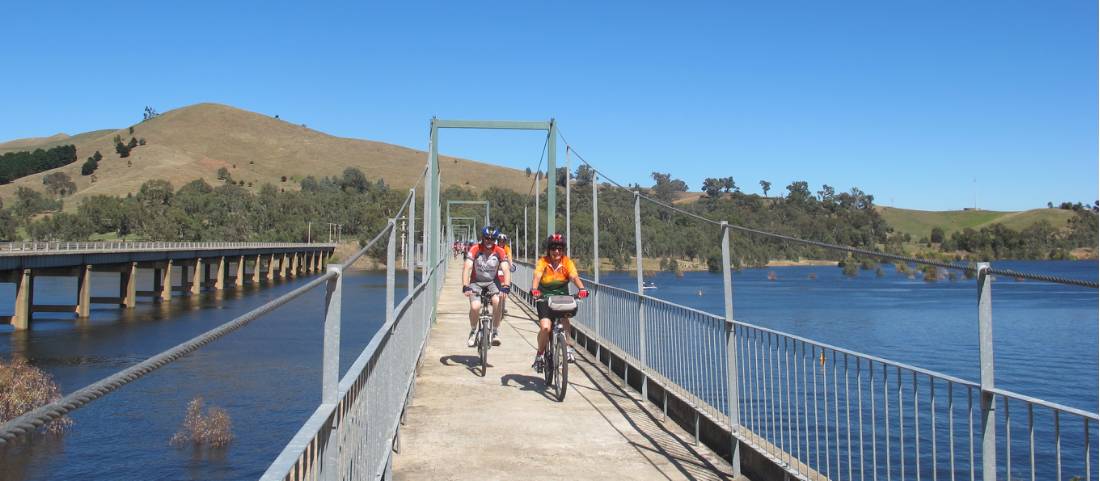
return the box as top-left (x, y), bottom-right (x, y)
top-left (642, 281), bottom-right (657, 290)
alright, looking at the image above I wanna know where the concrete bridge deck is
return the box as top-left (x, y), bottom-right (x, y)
top-left (393, 261), bottom-right (740, 481)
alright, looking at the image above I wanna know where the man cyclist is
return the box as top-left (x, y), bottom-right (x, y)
top-left (529, 233), bottom-right (588, 372)
top-left (462, 226), bottom-right (511, 348)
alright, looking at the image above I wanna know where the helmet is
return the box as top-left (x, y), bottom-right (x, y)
top-left (480, 226), bottom-right (499, 240)
top-left (498, 234), bottom-right (509, 244)
top-left (545, 232), bottom-right (565, 251)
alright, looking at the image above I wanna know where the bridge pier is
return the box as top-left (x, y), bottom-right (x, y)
top-left (252, 255), bottom-right (262, 284)
top-left (214, 256), bottom-right (226, 290)
top-left (191, 258), bottom-right (203, 295)
top-left (6, 269), bottom-right (33, 330)
top-left (159, 260), bottom-right (173, 301)
top-left (234, 256), bottom-right (245, 287)
top-left (76, 265), bottom-right (92, 317)
top-left (266, 254), bottom-right (276, 280)
top-left (288, 253), bottom-right (298, 279)
top-left (279, 253), bottom-right (288, 278)
top-left (120, 262), bottom-right (137, 308)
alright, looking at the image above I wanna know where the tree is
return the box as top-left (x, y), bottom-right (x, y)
top-left (651, 172), bottom-right (688, 202)
top-left (556, 166), bottom-right (569, 187)
top-left (43, 172), bottom-right (76, 197)
top-left (92, 150), bottom-right (103, 162)
top-left (128, 137), bottom-right (138, 149)
top-left (81, 157), bottom-right (99, 176)
top-left (574, 164), bottom-right (595, 187)
top-left (817, 184), bottom-right (836, 203)
top-left (785, 181), bottom-right (811, 203)
top-left (340, 167), bottom-right (369, 193)
top-left (930, 227), bottom-right (945, 244)
top-left (138, 138), bottom-right (146, 146)
top-left (760, 180), bottom-right (771, 198)
top-left (116, 140), bottom-right (131, 158)
top-left (137, 179), bottom-right (174, 207)
top-left (701, 178), bottom-right (724, 199)
top-left (721, 177), bottom-right (737, 193)
top-left (216, 167), bottom-right (231, 181)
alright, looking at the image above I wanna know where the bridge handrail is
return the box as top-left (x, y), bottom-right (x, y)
top-left (0, 241), bottom-right (337, 254)
top-left (512, 260), bottom-right (1098, 480)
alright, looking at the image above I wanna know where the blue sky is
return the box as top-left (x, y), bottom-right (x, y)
top-left (1, 0), bottom-right (1095, 211)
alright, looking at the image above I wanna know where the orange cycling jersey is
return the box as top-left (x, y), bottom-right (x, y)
top-left (534, 255), bottom-right (578, 296)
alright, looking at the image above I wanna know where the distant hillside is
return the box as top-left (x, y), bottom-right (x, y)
top-left (877, 206), bottom-right (1078, 239)
top-left (0, 103), bottom-right (534, 209)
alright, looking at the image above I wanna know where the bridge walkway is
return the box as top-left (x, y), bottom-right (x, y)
top-left (392, 260), bottom-right (740, 481)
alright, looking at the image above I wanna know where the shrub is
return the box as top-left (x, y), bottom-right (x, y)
top-left (170, 396), bottom-right (233, 447)
top-left (81, 157), bottom-right (99, 176)
top-left (280, 176), bottom-right (287, 182)
top-left (0, 357), bottom-right (72, 434)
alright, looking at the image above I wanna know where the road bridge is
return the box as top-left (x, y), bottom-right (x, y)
top-left (0, 241), bottom-right (335, 329)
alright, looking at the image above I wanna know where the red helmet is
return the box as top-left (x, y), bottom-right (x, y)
top-left (545, 233), bottom-right (565, 251)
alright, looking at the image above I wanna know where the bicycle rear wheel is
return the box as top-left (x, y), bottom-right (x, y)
top-left (554, 332), bottom-right (568, 401)
top-left (543, 343), bottom-right (554, 386)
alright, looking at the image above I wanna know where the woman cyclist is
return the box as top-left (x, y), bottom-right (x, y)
top-left (529, 233), bottom-right (588, 372)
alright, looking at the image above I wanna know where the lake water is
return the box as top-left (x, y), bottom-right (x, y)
top-left (0, 260), bottom-right (1095, 480)
top-left (0, 269), bottom-right (403, 481)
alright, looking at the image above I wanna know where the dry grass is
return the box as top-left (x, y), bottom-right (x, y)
top-left (0, 103), bottom-right (534, 211)
top-left (170, 396), bottom-right (233, 448)
top-left (0, 357), bottom-right (72, 434)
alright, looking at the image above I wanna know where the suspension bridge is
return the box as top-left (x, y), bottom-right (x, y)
top-left (0, 118), bottom-right (1096, 481)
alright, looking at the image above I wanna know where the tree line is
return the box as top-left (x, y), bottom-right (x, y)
top-left (0, 145), bottom-right (77, 184)
top-left (2, 167), bottom-right (1095, 267)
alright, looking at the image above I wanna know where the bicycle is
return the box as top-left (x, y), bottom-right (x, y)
top-left (537, 294), bottom-right (579, 402)
top-left (474, 290), bottom-right (494, 377)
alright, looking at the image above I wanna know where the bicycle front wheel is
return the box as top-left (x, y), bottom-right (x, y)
top-left (479, 321), bottom-right (489, 377)
top-left (554, 332), bottom-right (568, 401)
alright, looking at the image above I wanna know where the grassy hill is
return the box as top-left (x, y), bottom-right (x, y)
top-left (877, 206), bottom-right (1077, 239)
top-left (0, 103), bottom-right (535, 210)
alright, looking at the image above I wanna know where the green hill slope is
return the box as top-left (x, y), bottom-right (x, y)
top-left (878, 206), bottom-right (1077, 239)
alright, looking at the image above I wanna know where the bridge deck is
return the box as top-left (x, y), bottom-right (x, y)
top-left (393, 261), bottom-right (739, 480)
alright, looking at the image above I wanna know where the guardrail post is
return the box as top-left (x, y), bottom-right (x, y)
top-left (523, 205), bottom-right (528, 263)
top-left (387, 220), bottom-right (397, 327)
top-left (721, 221), bottom-right (742, 476)
top-left (633, 191), bottom-right (648, 400)
top-left (592, 178), bottom-right (600, 345)
top-left (977, 262), bottom-right (996, 481)
top-left (408, 189), bottom-right (416, 294)
top-left (565, 146), bottom-right (571, 257)
top-left (322, 265), bottom-right (342, 404)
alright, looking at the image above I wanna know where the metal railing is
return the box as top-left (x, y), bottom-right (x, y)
top-left (0, 241), bottom-right (336, 254)
top-left (261, 185), bottom-right (448, 481)
top-left (513, 258), bottom-right (1098, 481)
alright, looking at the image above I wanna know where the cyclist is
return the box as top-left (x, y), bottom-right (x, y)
top-left (462, 226), bottom-right (511, 348)
top-left (529, 233), bottom-right (588, 372)
top-left (496, 234), bottom-right (515, 315)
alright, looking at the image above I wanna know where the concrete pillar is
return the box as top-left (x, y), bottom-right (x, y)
top-left (279, 253), bottom-right (288, 278)
top-left (76, 264), bottom-right (92, 317)
top-left (267, 254), bottom-right (276, 280)
top-left (120, 262), bottom-right (137, 308)
top-left (160, 260), bottom-right (173, 301)
top-left (289, 253), bottom-right (299, 278)
top-left (214, 256), bottom-right (226, 290)
top-left (252, 255), bottom-right (262, 284)
top-left (232, 256), bottom-right (243, 287)
top-left (309, 252), bottom-right (317, 272)
top-left (12, 269), bottom-right (33, 330)
top-left (191, 258), bottom-right (203, 295)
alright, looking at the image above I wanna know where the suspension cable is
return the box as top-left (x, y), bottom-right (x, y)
top-left (556, 129), bottom-right (1098, 289)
